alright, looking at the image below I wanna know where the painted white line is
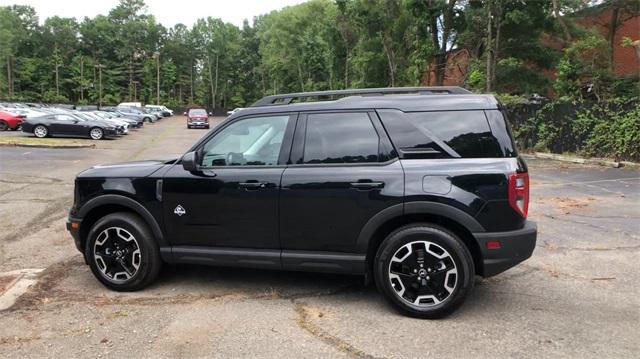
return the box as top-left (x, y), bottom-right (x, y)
top-left (534, 177), bottom-right (640, 188)
top-left (0, 268), bottom-right (44, 311)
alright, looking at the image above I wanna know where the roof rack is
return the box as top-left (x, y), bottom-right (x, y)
top-left (251, 86), bottom-right (472, 107)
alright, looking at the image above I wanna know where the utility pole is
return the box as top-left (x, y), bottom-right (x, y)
top-left (95, 63), bottom-right (106, 107)
top-left (153, 51), bottom-right (160, 105)
top-left (132, 80), bottom-right (139, 101)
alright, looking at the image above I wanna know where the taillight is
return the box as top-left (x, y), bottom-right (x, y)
top-left (508, 172), bottom-right (529, 218)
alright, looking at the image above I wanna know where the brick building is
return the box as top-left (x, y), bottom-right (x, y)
top-left (423, 2), bottom-right (639, 87)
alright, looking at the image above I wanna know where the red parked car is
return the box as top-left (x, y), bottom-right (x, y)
top-left (185, 108), bottom-right (210, 129)
top-left (0, 111), bottom-right (25, 131)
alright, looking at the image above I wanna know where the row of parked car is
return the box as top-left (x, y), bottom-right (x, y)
top-left (0, 102), bottom-right (174, 140)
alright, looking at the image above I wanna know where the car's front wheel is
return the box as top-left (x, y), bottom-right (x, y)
top-left (0, 120), bottom-right (9, 131)
top-left (33, 125), bottom-right (49, 138)
top-left (86, 212), bottom-right (161, 291)
top-left (374, 224), bottom-right (475, 319)
top-left (89, 127), bottom-right (104, 140)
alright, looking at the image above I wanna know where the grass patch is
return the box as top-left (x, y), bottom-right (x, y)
top-left (0, 136), bottom-right (93, 147)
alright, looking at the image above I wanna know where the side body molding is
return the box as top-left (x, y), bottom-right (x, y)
top-left (77, 194), bottom-right (166, 246)
top-left (355, 201), bottom-right (485, 253)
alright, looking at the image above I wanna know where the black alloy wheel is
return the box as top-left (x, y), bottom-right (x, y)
top-left (375, 224), bottom-right (475, 319)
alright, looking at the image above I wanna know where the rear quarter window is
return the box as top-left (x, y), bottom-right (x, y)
top-left (379, 110), bottom-right (513, 158)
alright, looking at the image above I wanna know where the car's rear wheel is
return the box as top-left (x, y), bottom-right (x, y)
top-left (33, 125), bottom-right (48, 138)
top-left (86, 212), bottom-right (161, 291)
top-left (0, 120), bottom-right (8, 131)
top-left (374, 224), bottom-right (474, 319)
top-left (89, 127), bottom-right (104, 140)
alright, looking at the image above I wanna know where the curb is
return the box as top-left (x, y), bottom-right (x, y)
top-left (0, 142), bottom-right (95, 149)
top-left (532, 152), bottom-right (640, 168)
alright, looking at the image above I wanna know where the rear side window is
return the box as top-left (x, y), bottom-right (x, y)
top-left (379, 110), bottom-right (508, 158)
top-left (408, 111), bottom-right (501, 158)
top-left (303, 113), bottom-right (379, 164)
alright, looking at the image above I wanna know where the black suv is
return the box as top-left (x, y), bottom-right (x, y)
top-left (67, 87), bottom-right (536, 318)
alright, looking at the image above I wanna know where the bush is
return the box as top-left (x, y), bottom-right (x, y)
top-left (505, 98), bottom-right (640, 162)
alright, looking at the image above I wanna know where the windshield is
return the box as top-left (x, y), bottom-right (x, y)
top-left (189, 109), bottom-right (207, 116)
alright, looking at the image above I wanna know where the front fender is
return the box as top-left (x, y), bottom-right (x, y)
top-left (76, 194), bottom-right (166, 246)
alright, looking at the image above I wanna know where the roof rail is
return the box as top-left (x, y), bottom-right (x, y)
top-left (251, 86), bottom-right (472, 107)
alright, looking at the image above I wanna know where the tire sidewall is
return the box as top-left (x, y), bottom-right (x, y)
top-left (85, 213), bottom-right (160, 291)
top-left (374, 224), bottom-right (475, 318)
top-left (0, 120), bottom-right (8, 131)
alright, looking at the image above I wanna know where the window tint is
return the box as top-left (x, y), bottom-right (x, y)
top-left (201, 115), bottom-right (289, 167)
top-left (189, 109), bottom-right (207, 116)
top-left (303, 113), bottom-right (379, 164)
top-left (56, 115), bottom-right (77, 122)
top-left (377, 110), bottom-right (446, 159)
top-left (407, 111), bottom-right (502, 158)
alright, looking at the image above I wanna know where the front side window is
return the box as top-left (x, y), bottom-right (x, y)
top-left (201, 115), bottom-right (289, 167)
top-left (303, 112), bottom-right (379, 164)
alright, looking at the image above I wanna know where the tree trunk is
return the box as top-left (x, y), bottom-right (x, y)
top-left (6, 58), bottom-right (11, 98)
top-left (297, 61), bottom-right (305, 92)
top-left (632, 40), bottom-right (640, 61)
top-left (214, 53), bottom-right (219, 111)
top-left (430, 8), bottom-right (445, 86)
top-left (344, 48), bottom-right (349, 89)
top-left (492, 2), bottom-right (502, 85)
top-left (607, 6), bottom-right (620, 69)
top-left (55, 64), bottom-right (60, 96)
top-left (80, 56), bottom-right (84, 101)
top-left (486, 0), bottom-right (493, 92)
top-left (190, 61), bottom-right (194, 104)
top-left (208, 55), bottom-right (214, 109)
top-left (552, 0), bottom-right (572, 43)
top-left (382, 39), bottom-right (397, 87)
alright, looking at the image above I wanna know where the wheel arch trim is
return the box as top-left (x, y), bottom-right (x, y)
top-left (77, 194), bottom-right (165, 246)
top-left (356, 201), bottom-right (485, 253)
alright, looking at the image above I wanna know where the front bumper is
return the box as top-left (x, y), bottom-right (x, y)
top-left (104, 128), bottom-right (119, 137)
top-left (474, 221), bottom-right (537, 277)
top-left (66, 216), bottom-right (83, 253)
top-left (188, 122), bottom-right (209, 128)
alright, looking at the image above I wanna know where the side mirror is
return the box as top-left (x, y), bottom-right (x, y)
top-left (182, 151), bottom-right (199, 172)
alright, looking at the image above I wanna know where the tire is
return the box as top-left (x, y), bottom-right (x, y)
top-left (89, 127), bottom-right (104, 140)
top-left (187, 125), bottom-right (192, 129)
top-left (33, 125), bottom-right (48, 138)
top-left (374, 224), bottom-right (475, 319)
top-left (85, 212), bottom-right (162, 291)
top-left (0, 120), bottom-right (8, 131)
top-left (144, 117), bottom-right (152, 123)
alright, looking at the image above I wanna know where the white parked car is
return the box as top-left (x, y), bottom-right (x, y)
top-left (227, 108), bottom-right (245, 116)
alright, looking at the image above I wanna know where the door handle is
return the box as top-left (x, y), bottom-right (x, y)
top-left (239, 181), bottom-right (267, 190)
top-left (350, 181), bottom-right (384, 190)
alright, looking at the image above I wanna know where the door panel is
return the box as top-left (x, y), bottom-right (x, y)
top-left (280, 111), bottom-right (403, 253)
top-left (162, 113), bottom-right (296, 249)
top-left (162, 166), bottom-right (284, 248)
top-left (280, 163), bottom-right (404, 253)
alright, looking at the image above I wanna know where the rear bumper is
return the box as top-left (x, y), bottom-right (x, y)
top-left (473, 221), bottom-right (537, 277)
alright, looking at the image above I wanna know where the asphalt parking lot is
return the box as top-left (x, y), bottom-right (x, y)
top-left (1, 117), bottom-right (638, 358)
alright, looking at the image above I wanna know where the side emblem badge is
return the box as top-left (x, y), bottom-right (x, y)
top-left (174, 205), bottom-right (186, 217)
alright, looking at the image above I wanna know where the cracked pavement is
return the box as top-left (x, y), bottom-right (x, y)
top-left (1, 118), bottom-right (639, 358)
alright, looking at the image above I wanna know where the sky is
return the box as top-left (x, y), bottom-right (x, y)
top-left (0, 0), bottom-right (309, 27)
